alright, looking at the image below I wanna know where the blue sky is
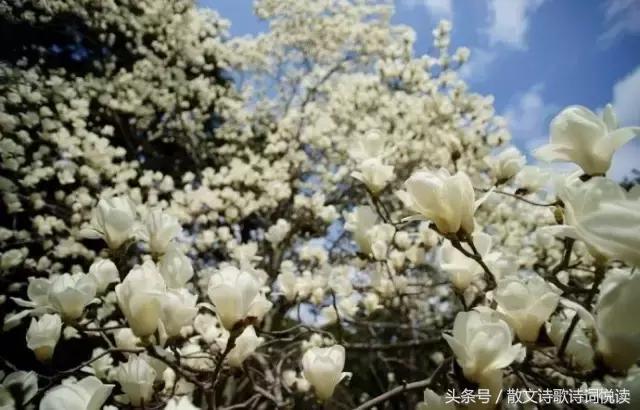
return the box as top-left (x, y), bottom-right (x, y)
top-left (203, 0), bottom-right (640, 179)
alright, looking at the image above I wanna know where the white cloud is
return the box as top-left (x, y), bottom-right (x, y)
top-left (610, 65), bottom-right (640, 127)
top-left (608, 65), bottom-right (640, 180)
top-left (486, 0), bottom-right (545, 49)
top-left (609, 140), bottom-right (640, 181)
top-left (402, 0), bottom-right (453, 20)
top-left (458, 48), bottom-right (497, 82)
top-left (599, 0), bottom-right (640, 45)
top-left (503, 83), bottom-right (557, 151)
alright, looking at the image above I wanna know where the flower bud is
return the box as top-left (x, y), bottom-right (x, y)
top-left (142, 209), bottom-right (181, 255)
top-left (302, 345), bottom-right (351, 401)
top-left (401, 168), bottom-right (476, 235)
top-left (116, 356), bottom-right (156, 406)
top-left (207, 266), bottom-right (272, 330)
top-left (26, 313), bottom-right (62, 362)
top-left (88, 258), bottom-right (119, 294)
top-left (115, 261), bottom-right (166, 337)
top-left (82, 196), bottom-right (137, 250)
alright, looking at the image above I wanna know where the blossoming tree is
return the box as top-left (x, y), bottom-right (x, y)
top-left (1, 0), bottom-right (639, 409)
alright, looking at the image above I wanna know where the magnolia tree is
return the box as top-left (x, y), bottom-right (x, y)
top-left (1, 0), bottom-right (639, 409)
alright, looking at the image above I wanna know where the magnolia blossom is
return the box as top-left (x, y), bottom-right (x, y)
top-left (301, 345), bottom-right (351, 401)
top-left (207, 266), bottom-right (273, 330)
top-left (594, 269), bottom-right (640, 370)
top-left (493, 276), bottom-right (561, 342)
top-left (26, 313), bottom-right (62, 362)
top-left (487, 146), bottom-right (526, 183)
top-left (116, 356), bottom-right (156, 406)
top-left (40, 376), bottom-right (113, 410)
top-left (88, 258), bottom-right (119, 294)
top-left (401, 168), bottom-right (476, 235)
top-left (546, 313), bottom-right (595, 370)
top-left (82, 196), bottom-right (137, 249)
top-left (534, 104), bottom-right (639, 175)
top-left (115, 261), bottom-right (167, 337)
top-left (141, 209), bottom-right (181, 255)
top-left (440, 232), bottom-right (500, 290)
top-left (157, 246), bottom-right (194, 289)
top-left (1, 248), bottom-right (25, 270)
top-left (161, 289), bottom-right (198, 337)
top-left (554, 175), bottom-right (640, 266)
top-left (348, 130), bottom-right (386, 160)
top-left (363, 292), bottom-right (382, 315)
top-left (366, 224), bottom-right (396, 260)
top-left (217, 325), bottom-right (264, 367)
top-left (265, 218), bottom-right (291, 245)
top-left (13, 273), bottom-right (98, 322)
top-left (444, 311), bottom-right (525, 389)
top-left (515, 165), bottom-right (549, 193)
top-left (277, 271), bottom-right (299, 302)
top-left (416, 388), bottom-right (455, 410)
top-left (351, 157), bottom-right (394, 194)
top-left (277, 268), bottom-right (316, 302)
top-left (282, 370), bottom-right (311, 393)
top-left (344, 206), bottom-right (378, 255)
top-left (49, 274), bottom-right (97, 321)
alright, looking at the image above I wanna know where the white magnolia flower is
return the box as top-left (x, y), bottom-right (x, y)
top-left (1, 248), bottom-right (25, 270)
top-left (487, 146), bottom-right (526, 183)
top-left (207, 266), bottom-right (272, 330)
top-left (363, 292), bottom-right (382, 315)
top-left (161, 289), bottom-right (198, 337)
top-left (282, 370), bottom-right (310, 393)
top-left (26, 313), bottom-right (62, 362)
top-left (157, 246), bottom-right (194, 289)
top-left (594, 269), bottom-right (640, 370)
top-left (443, 311), bottom-right (525, 389)
top-left (554, 175), bottom-right (640, 266)
top-left (265, 218), bottom-right (291, 245)
top-left (302, 345), bottom-right (351, 401)
top-left (193, 314), bottom-right (224, 344)
top-left (141, 209), bottom-right (181, 255)
top-left (349, 130), bottom-right (387, 160)
top-left (515, 165), bottom-right (549, 193)
top-left (277, 271), bottom-right (299, 302)
top-left (114, 328), bottom-right (141, 351)
top-left (401, 168), bottom-right (477, 235)
top-left (351, 157), bottom-right (394, 194)
top-left (440, 232), bottom-right (500, 290)
top-left (82, 196), bottom-right (137, 250)
top-left (217, 325), bottom-right (264, 367)
top-left (115, 261), bottom-right (167, 337)
top-left (47, 273), bottom-right (97, 321)
top-left (88, 258), bottom-right (119, 294)
top-left (344, 206), bottom-right (378, 255)
top-left (534, 104), bottom-right (639, 175)
top-left (40, 376), bottom-right (113, 410)
top-left (367, 224), bottom-right (396, 260)
top-left (416, 388), bottom-right (455, 410)
top-left (116, 356), bottom-right (156, 406)
top-left (494, 276), bottom-right (561, 342)
top-left (546, 313), bottom-right (594, 370)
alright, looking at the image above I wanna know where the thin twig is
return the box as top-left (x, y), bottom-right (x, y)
top-left (353, 358), bottom-right (452, 410)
